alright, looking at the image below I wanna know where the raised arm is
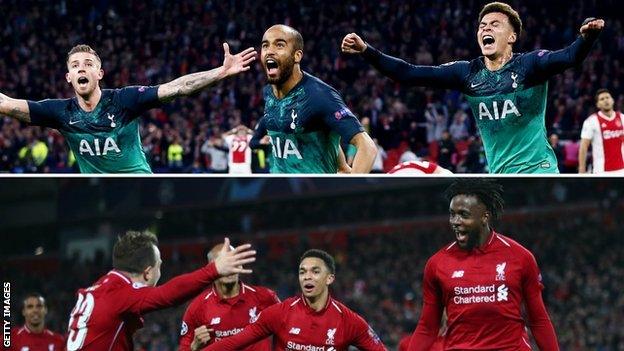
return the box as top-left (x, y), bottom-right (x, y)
top-left (125, 239), bottom-right (256, 314)
top-left (158, 43), bottom-right (256, 102)
top-left (341, 33), bottom-right (468, 90)
top-left (527, 18), bottom-right (604, 84)
top-left (0, 93), bottom-right (31, 123)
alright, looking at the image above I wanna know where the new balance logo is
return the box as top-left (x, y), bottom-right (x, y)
top-left (452, 270), bottom-right (464, 278)
top-left (289, 327), bottom-right (301, 335)
top-left (210, 317), bottom-right (221, 325)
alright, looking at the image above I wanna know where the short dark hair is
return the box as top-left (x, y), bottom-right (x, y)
top-left (112, 231), bottom-right (158, 274)
top-left (444, 179), bottom-right (505, 220)
top-left (292, 29), bottom-right (304, 52)
top-left (479, 2), bottom-right (523, 37)
top-left (300, 249), bottom-right (335, 274)
top-left (22, 293), bottom-right (45, 309)
top-left (595, 88), bottom-right (612, 102)
top-left (67, 44), bottom-right (102, 66)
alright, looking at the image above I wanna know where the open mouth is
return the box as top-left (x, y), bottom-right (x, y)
top-left (77, 77), bottom-right (89, 87)
top-left (265, 58), bottom-right (279, 75)
top-left (454, 229), bottom-right (469, 244)
top-left (303, 283), bottom-right (315, 293)
top-left (482, 35), bottom-right (495, 48)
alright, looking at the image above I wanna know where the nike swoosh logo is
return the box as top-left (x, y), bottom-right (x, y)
top-left (69, 120), bottom-right (82, 125)
top-left (470, 82), bottom-right (482, 88)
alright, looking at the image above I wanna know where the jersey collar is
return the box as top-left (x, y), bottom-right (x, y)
top-left (268, 71), bottom-right (309, 101)
top-left (463, 230), bottom-right (496, 254)
top-left (211, 282), bottom-right (247, 305)
top-left (108, 270), bottom-right (133, 285)
top-left (300, 293), bottom-right (332, 315)
top-left (597, 110), bottom-right (617, 121)
top-left (478, 53), bottom-right (519, 73)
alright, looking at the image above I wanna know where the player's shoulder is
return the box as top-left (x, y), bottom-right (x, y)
top-left (492, 232), bottom-right (534, 259)
top-left (441, 59), bottom-right (472, 70)
top-left (582, 112), bottom-right (600, 125)
top-left (189, 286), bottom-right (217, 307)
top-left (303, 71), bottom-right (340, 97)
top-left (11, 325), bottom-right (26, 335)
top-left (329, 299), bottom-right (370, 331)
top-left (262, 84), bottom-right (274, 98)
top-left (45, 328), bottom-right (65, 341)
top-left (242, 283), bottom-right (278, 300)
top-left (82, 270), bottom-right (133, 295)
top-left (282, 296), bottom-right (302, 308)
top-left (462, 57), bottom-right (485, 73)
top-left (431, 240), bottom-right (460, 259)
top-left (31, 97), bottom-right (73, 110)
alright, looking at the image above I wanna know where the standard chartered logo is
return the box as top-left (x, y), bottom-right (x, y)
top-left (478, 100), bottom-right (521, 120)
top-left (497, 284), bottom-right (509, 301)
top-left (453, 284), bottom-right (509, 304)
top-left (286, 341), bottom-right (327, 351)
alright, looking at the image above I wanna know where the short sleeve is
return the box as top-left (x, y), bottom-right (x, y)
top-left (580, 117), bottom-right (596, 140)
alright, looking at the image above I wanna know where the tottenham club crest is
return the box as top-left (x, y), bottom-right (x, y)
top-left (249, 306), bottom-right (259, 323)
top-left (510, 73), bottom-right (518, 89)
top-left (325, 328), bottom-right (337, 345)
top-left (107, 113), bottom-right (116, 128)
top-left (290, 109), bottom-right (298, 130)
top-left (496, 262), bottom-right (507, 281)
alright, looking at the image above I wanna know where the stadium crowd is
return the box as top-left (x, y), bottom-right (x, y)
top-left (0, 0), bottom-right (622, 173)
top-left (7, 211), bottom-right (623, 350)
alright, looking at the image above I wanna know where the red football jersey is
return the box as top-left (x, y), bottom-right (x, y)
top-left (409, 231), bottom-right (558, 351)
top-left (178, 283), bottom-right (280, 351)
top-left (203, 295), bottom-right (387, 351)
top-left (66, 263), bottom-right (219, 351)
top-left (398, 335), bottom-right (442, 351)
top-left (10, 326), bottom-right (65, 351)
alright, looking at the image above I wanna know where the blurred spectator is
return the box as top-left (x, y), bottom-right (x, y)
top-left (371, 138), bottom-right (387, 173)
top-left (437, 131), bottom-right (456, 172)
top-left (549, 133), bottom-right (566, 173)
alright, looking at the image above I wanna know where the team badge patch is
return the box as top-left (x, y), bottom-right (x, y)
top-left (334, 108), bottom-right (351, 120)
top-left (180, 321), bottom-right (188, 336)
